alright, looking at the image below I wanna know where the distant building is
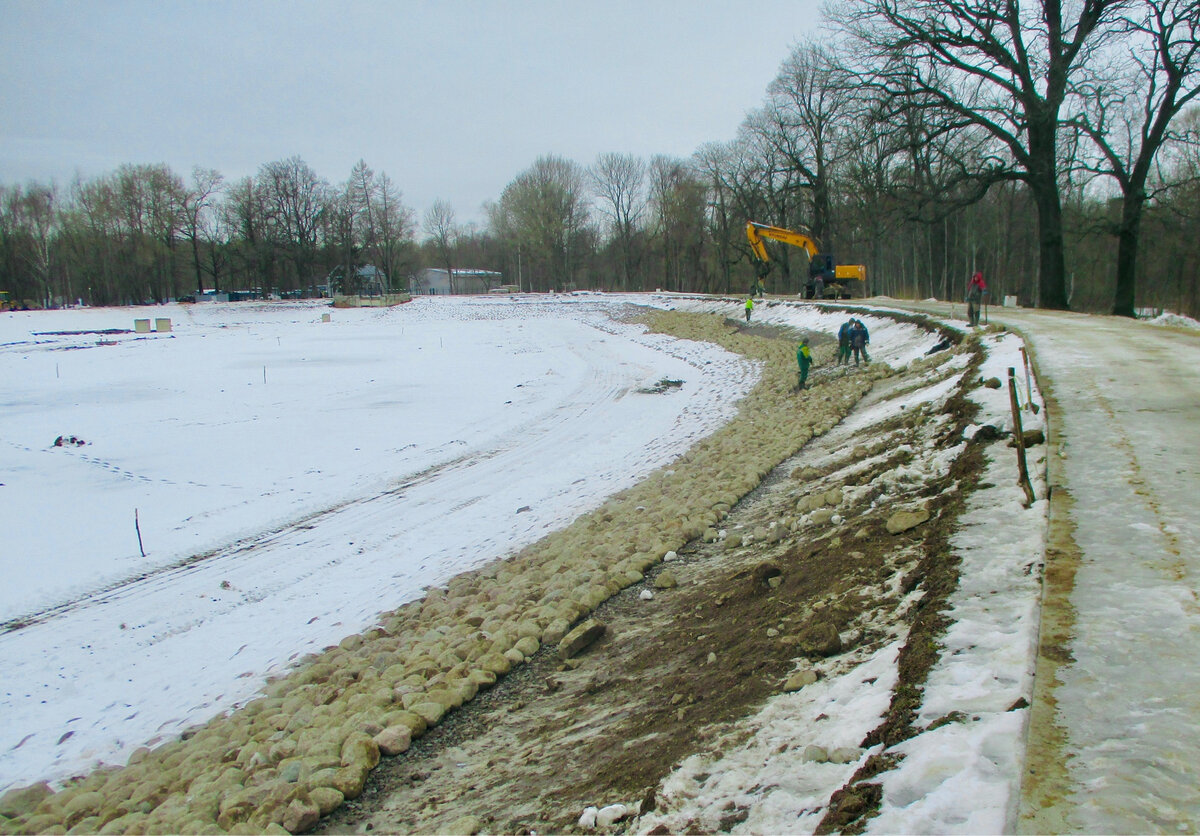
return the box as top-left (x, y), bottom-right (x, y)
top-left (411, 268), bottom-right (503, 295)
top-left (355, 266), bottom-right (388, 296)
top-left (325, 265), bottom-right (389, 297)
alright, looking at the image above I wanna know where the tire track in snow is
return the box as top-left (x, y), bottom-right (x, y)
top-left (0, 447), bottom-right (493, 636)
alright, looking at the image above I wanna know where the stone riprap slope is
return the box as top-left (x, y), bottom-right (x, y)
top-left (0, 310), bottom-right (909, 835)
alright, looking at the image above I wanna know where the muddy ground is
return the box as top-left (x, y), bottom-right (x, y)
top-left (315, 323), bottom-right (985, 836)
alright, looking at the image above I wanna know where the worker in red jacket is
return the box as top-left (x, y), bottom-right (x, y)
top-left (966, 271), bottom-right (987, 326)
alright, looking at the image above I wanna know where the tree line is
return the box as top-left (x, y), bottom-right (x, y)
top-left (0, 157), bottom-right (418, 307)
top-left (2, 0), bottom-right (1198, 316)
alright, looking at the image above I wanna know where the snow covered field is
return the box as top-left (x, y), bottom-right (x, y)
top-left (0, 296), bottom-right (757, 794)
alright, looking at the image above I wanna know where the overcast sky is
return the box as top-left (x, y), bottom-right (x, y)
top-left (1, 0), bottom-right (825, 229)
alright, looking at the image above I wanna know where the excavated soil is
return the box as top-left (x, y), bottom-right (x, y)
top-left (317, 330), bottom-right (985, 836)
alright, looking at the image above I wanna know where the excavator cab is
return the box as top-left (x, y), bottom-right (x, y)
top-left (807, 255), bottom-right (836, 299)
top-left (810, 255), bottom-right (835, 281)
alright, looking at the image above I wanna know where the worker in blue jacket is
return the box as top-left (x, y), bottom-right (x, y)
top-left (851, 319), bottom-right (871, 366)
top-left (837, 319), bottom-right (853, 365)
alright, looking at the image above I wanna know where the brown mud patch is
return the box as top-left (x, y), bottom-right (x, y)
top-left (1015, 348), bottom-right (1080, 835)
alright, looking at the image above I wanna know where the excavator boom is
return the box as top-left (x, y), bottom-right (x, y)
top-left (745, 220), bottom-right (868, 299)
top-left (745, 221), bottom-right (820, 261)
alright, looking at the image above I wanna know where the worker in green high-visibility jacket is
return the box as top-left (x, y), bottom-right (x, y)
top-left (796, 338), bottom-right (813, 390)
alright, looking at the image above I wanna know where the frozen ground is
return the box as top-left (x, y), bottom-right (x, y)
top-left (2, 292), bottom-right (1196, 833)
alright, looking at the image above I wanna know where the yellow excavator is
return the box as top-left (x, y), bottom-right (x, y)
top-left (745, 221), bottom-right (867, 299)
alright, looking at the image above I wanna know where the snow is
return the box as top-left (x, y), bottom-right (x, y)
top-left (1148, 310), bottom-right (1200, 330)
top-left (2, 292), bottom-right (1194, 833)
top-left (870, 331), bottom-right (1047, 833)
top-left (1, 296), bottom-right (755, 793)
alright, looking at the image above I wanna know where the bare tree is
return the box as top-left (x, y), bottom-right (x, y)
top-left (496, 156), bottom-right (590, 291)
top-left (112, 164), bottom-right (186, 301)
top-left (328, 162), bottom-right (413, 293)
top-left (763, 40), bottom-right (857, 245)
top-left (257, 156), bottom-right (329, 293)
top-left (66, 174), bottom-right (120, 304)
top-left (647, 156), bottom-right (708, 292)
top-left (202, 199), bottom-right (230, 293)
top-left (833, 0), bottom-right (1127, 309)
top-left (693, 142), bottom-right (744, 294)
top-left (424, 200), bottom-right (459, 293)
top-left (727, 114), bottom-right (816, 292)
top-left (182, 167), bottom-right (223, 293)
top-left (374, 173), bottom-right (416, 291)
top-left (589, 152), bottom-right (646, 290)
top-left (347, 160), bottom-right (378, 255)
top-left (221, 177), bottom-right (268, 291)
top-left (1, 183), bottom-right (59, 306)
top-left (1073, 0), bottom-right (1200, 316)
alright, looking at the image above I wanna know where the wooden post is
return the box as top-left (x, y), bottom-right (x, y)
top-left (1008, 368), bottom-right (1036, 506)
top-left (135, 509), bottom-right (146, 557)
top-left (1021, 346), bottom-right (1034, 411)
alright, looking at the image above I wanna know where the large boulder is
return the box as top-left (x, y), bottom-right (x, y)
top-left (652, 570), bottom-right (678, 590)
top-left (797, 622), bottom-right (843, 657)
top-left (783, 669), bottom-right (819, 692)
top-left (0, 782), bottom-right (54, 818)
top-left (557, 619), bottom-right (607, 660)
top-left (886, 507), bottom-right (931, 534)
top-left (373, 725), bottom-right (411, 757)
top-left (282, 795), bottom-right (321, 834)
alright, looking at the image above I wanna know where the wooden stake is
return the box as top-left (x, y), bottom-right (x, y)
top-left (1021, 346), bottom-right (1034, 411)
top-left (135, 509), bottom-right (146, 557)
top-left (1008, 368), bottom-right (1036, 507)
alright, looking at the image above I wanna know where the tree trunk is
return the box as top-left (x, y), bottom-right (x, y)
top-left (1029, 180), bottom-right (1069, 310)
top-left (1027, 114), bottom-right (1070, 310)
top-left (1112, 195), bottom-right (1144, 318)
top-left (191, 234), bottom-right (204, 293)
